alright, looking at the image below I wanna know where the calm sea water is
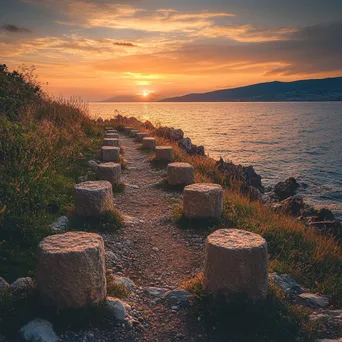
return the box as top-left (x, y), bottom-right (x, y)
top-left (89, 102), bottom-right (342, 219)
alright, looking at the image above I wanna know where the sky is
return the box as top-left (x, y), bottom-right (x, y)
top-left (1, 0), bottom-right (342, 101)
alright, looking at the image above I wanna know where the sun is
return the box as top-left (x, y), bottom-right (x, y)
top-left (142, 91), bottom-right (149, 97)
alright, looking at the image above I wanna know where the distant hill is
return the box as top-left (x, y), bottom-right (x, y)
top-left (102, 93), bottom-right (160, 102)
top-left (160, 77), bottom-right (342, 102)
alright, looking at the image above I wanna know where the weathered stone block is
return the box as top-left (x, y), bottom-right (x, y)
top-left (204, 229), bottom-right (268, 299)
top-left (38, 232), bottom-right (107, 309)
top-left (183, 183), bottom-right (223, 219)
top-left (136, 132), bottom-right (149, 142)
top-left (142, 137), bottom-right (156, 150)
top-left (97, 163), bottom-right (121, 185)
top-left (102, 146), bottom-right (120, 162)
top-left (155, 146), bottom-right (173, 161)
top-left (74, 181), bottom-right (114, 216)
top-left (105, 133), bottom-right (119, 139)
top-left (103, 138), bottom-right (119, 147)
top-left (129, 130), bottom-right (139, 138)
top-left (124, 127), bottom-right (134, 134)
top-left (167, 162), bottom-right (194, 185)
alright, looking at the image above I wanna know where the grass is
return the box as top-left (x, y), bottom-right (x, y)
top-left (183, 273), bottom-right (330, 342)
top-left (0, 66), bottom-right (105, 284)
top-left (68, 210), bottom-right (123, 233)
top-left (0, 287), bottom-right (113, 336)
top-left (106, 271), bottom-right (129, 299)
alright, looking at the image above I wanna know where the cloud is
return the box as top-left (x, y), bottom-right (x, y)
top-left (196, 25), bottom-right (297, 42)
top-left (91, 22), bottom-right (342, 78)
top-left (1, 24), bottom-right (32, 33)
top-left (23, 0), bottom-right (235, 33)
top-left (113, 42), bottom-right (137, 47)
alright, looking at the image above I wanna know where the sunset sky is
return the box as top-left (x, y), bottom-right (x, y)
top-left (1, 0), bottom-right (342, 101)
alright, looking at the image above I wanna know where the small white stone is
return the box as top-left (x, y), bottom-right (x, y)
top-left (11, 277), bottom-right (34, 292)
top-left (51, 216), bottom-right (69, 234)
top-left (0, 277), bottom-right (10, 292)
top-left (299, 293), bottom-right (330, 308)
top-left (113, 277), bottom-right (136, 293)
top-left (106, 297), bottom-right (127, 321)
top-left (20, 319), bottom-right (58, 342)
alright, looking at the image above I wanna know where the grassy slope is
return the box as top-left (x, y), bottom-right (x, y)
top-left (0, 99), bottom-right (104, 281)
top-left (123, 123), bottom-right (342, 305)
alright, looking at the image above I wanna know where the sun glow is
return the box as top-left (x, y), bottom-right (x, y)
top-left (142, 91), bottom-right (150, 97)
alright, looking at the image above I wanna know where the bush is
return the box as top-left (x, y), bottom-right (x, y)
top-left (0, 65), bottom-right (104, 281)
top-left (0, 64), bottom-right (43, 120)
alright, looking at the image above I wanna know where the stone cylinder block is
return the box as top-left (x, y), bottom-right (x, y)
top-left (130, 130), bottom-right (139, 138)
top-left (167, 162), bottom-right (194, 186)
top-left (136, 133), bottom-right (149, 142)
top-left (97, 163), bottom-right (121, 185)
top-left (102, 146), bottom-right (120, 162)
top-left (38, 232), bottom-right (107, 309)
top-left (142, 137), bottom-right (156, 150)
top-left (74, 181), bottom-right (114, 216)
top-left (103, 138), bottom-right (119, 147)
top-left (155, 146), bottom-right (174, 161)
top-left (124, 127), bottom-right (133, 135)
top-left (204, 229), bottom-right (268, 299)
top-left (105, 133), bottom-right (119, 139)
top-left (183, 183), bottom-right (223, 219)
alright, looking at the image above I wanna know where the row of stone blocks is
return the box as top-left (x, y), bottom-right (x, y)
top-left (124, 127), bottom-right (174, 162)
top-left (37, 227), bottom-right (268, 310)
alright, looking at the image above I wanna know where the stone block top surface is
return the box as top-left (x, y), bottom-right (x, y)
top-left (39, 232), bottom-right (104, 254)
top-left (98, 162), bottom-right (121, 169)
top-left (185, 183), bottom-right (222, 193)
top-left (101, 146), bottom-right (120, 151)
top-left (156, 146), bottom-right (172, 150)
top-left (143, 137), bottom-right (156, 141)
top-left (208, 229), bottom-right (266, 250)
top-left (75, 180), bottom-right (112, 191)
top-left (168, 162), bottom-right (193, 168)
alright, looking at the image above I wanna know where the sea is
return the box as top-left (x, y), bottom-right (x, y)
top-left (89, 102), bottom-right (342, 219)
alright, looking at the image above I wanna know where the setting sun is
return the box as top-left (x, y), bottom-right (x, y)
top-left (142, 91), bottom-right (149, 97)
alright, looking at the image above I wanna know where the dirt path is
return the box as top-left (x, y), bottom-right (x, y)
top-left (62, 134), bottom-right (208, 342)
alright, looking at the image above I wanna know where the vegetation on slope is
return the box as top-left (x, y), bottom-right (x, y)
top-left (119, 119), bottom-right (342, 307)
top-left (0, 64), bottom-right (104, 281)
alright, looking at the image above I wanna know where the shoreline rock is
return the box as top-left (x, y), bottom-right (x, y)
top-left (99, 114), bottom-right (341, 235)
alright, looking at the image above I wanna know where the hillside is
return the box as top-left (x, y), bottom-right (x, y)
top-left (160, 77), bottom-right (342, 102)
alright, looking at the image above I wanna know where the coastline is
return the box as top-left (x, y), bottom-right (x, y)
top-left (89, 101), bottom-right (342, 219)
top-left (96, 114), bottom-right (342, 238)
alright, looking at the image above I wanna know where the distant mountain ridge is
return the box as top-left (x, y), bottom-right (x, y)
top-left (159, 77), bottom-right (342, 102)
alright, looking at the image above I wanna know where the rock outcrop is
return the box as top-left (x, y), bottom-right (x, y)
top-left (274, 177), bottom-right (300, 200)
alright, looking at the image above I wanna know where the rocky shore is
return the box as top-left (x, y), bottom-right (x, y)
top-left (98, 114), bottom-right (342, 240)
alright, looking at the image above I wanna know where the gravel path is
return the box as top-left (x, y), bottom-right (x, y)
top-left (62, 134), bottom-right (207, 342)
